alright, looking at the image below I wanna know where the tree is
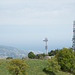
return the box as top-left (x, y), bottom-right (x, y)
top-left (56, 48), bottom-right (75, 72)
top-left (7, 59), bottom-right (28, 75)
top-left (42, 53), bottom-right (45, 58)
top-left (35, 54), bottom-right (41, 59)
top-left (46, 57), bottom-right (61, 73)
top-left (6, 57), bottom-right (13, 59)
top-left (28, 52), bottom-right (35, 59)
top-left (48, 49), bottom-right (58, 56)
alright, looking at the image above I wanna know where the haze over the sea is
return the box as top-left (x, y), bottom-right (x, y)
top-left (0, 0), bottom-right (75, 52)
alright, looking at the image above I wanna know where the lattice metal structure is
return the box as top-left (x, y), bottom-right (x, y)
top-left (72, 21), bottom-right (75, 51)
top-left (43, 38), bottom-right (48, 57)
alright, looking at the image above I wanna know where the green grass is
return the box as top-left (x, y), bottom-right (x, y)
top-left (0, 59), bottom-right (73, 75)
top-left (26, 59), bottom-right (47, 75)
top-left (0, 59), bottom-right (11, 75)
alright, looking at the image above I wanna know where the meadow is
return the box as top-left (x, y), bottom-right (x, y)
top-left (0, 59), bottom-right (73, 75)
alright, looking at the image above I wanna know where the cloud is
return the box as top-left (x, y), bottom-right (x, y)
top-left (0, 0), bottom-right (75, 25)
top-left (0, 0), bottom-right (74, 50)
top-left (29, 50), bottom-right (43, 55)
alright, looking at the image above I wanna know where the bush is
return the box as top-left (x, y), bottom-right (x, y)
top-left (28, 52), bottom-right (35, 59)
top-left (45, 57), bottom-right (61, 73)
top-left (56, 48), bottom-right (75, 73)
top-left (22, 57), bottom-right (25, 59)
top-left (48, 49), bottom-right (58, 56)
top-left (6, 57), bottom-right (13, 59)
top-left (7, 58), bottom-right (28, 75)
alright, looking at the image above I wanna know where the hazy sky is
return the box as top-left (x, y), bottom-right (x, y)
top-left (0, 0), bottom-right (75, 52)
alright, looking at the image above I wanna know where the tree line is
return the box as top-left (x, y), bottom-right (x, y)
top-left (28, 49), bottom-right (59, 59)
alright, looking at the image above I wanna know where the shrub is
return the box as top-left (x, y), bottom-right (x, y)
top-left (45, 57), bottom-right (61, 73)
top-left (48, 49), bottom-right (58, 56)
top-left (28, 52), bottom-right (35, 59)
top-left (6, 57), bottom-right (13, 59)
top-left (56, 48), bottom-right (75, 73)
top-left (7, 58), bottom-right (28, 75)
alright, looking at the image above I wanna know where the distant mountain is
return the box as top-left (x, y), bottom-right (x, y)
top-left (0, 45), bottom-right (43, 58)
top-left (0, 45), bottom-right (28, 58)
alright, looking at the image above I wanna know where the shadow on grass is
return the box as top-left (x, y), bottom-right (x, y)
top-left (43, 68), bottom-right (56, 75)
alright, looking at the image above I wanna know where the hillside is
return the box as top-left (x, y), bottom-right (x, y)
top-left (0, 59), bottom-right (73, 75)
top-left (0, 45), bottom-right (43, 58)
top-left (0, 45), bottom-right (28, 58)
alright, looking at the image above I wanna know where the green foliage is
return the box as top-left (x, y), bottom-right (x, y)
top-left (35, 54), bottom-right (41, 59)
top-left (7, 59), bottom-right (28, 75)
top-left (35, 53), bottom-right (45, 59)
top-left (42, 53), bottom-right (45, 57)
top-left (48, 49), bottom-right (58, 56)
top-left (46, 57), bottom-right (61, 73)
top-left (56, 48), bottom-right (75, 73)
top-left (28, 52), bottom-right (45, 59)
top-left (28, 52), bottom-right (35, 59)
top-left (22, 57), bottom-right (27, 59)
top-left (0, 59), bottom-right (73, 75)
top-left (70, 57), bottom-right (75, 74)
top-left (6, 57), bottom-right (13, 59)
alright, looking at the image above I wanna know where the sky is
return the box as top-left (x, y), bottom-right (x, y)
top-left (0, 0), bottom-right (75, 52)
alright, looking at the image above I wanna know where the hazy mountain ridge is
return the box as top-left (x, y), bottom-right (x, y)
top-left (0, 45), bottom-right (28, 58)
top-left (0, 45), bottom-right (43, 58)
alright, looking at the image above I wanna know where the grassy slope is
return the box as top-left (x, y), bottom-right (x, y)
top-left (0, 59), bottom-right (73, 75)
top-left (26, 59), bottom-right (47, 75)
top-left (0, 59), bottom-right (11, 75)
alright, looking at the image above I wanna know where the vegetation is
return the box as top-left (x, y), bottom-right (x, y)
top-left (35, 54), bottom-right (41, 59)
top-left (44, 48), bottom-right (75, 75)
top-left (26, 59), bottom-right (47, 75)
top-left (56, 48), bottom-right (75, 73)
top-left (35, 53), bottom-right (45, 59)
top-left (0, 47), bottom-right (74, 75)
top-left (48, 49), bottom-right (58, 56)
top-left (45, 57), bottom-right (61, 73)
top-left (6, 57), bottom-right (13, 59)
top-left (0, 59), bottom-right (73, 75)
top-left (28, 52), bottom-right (45, 59)
top-left (28, 52), bottom-right (35, 59)
top-left (7, 59), bottom-right (28, 75)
